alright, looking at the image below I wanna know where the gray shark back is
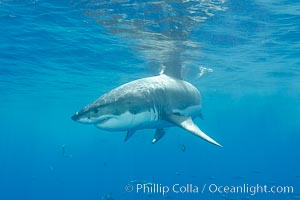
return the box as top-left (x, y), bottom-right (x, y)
top-left (91, 74), bottom-right (201, 120)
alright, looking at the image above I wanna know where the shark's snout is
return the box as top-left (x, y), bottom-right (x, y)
top-left (71, 110), bottom-right (98, 124)
top-left (71, 112), bottom-right (79, 121)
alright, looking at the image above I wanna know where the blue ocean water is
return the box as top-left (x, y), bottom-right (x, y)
top-left (0, 0), bottom-right (300, 200)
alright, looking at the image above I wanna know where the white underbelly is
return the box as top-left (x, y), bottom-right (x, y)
top-left (98, 110), bottom-right (159, 131)
top-left (97, 105), bottom-right (201, 131)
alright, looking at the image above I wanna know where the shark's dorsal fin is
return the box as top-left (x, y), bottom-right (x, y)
top-left (124, 130), bottom-right (136, 142)
top-left (152, 128), bottom-right (166, 144)
top-left (161, 54), bottom-right (182, 79)
top-left (162, 64), bottom-right (182, 79)
top-left (165, 114), bottom-right (222, 147)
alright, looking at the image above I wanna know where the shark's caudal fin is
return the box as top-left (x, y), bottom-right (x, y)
top-left (166, 114), bottom-right (222, 147)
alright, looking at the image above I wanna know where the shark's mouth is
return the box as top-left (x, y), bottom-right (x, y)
top-left (96, 116), bottom-right (112, 124)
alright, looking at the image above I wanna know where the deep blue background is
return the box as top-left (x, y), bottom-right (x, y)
top-left (0, 0), bottom-right (299, 199)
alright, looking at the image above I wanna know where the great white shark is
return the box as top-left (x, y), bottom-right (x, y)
top-left (71, 66), bottom-right (222, 147)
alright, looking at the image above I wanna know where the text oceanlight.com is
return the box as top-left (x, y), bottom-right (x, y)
top-left (207, 183), bottom-right (294, 195)
top-left (124, 183), bottom-right (294, 196)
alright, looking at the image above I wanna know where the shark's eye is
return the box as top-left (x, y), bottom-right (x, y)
top-left (94, 108), bottom-right (98, 113)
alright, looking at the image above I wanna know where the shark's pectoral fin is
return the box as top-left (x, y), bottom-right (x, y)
top-left (152, 128), bottom-right (166, 144)
top-left (165, 114), bottom-right (222, 147)
top-left (124, 130), bottom-right (136, 142)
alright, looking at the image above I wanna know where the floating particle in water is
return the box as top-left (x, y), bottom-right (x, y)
top-left (163, 195), bottom-right (174, 199)
top-left (61, 144), bottom-right (72, 158)
top-left (191, 175), bottom-right (197, 179)
top-left (291, 194), bottom-right (300, 199)
top-left (62, 144), bottom-right (66, 156)
top-left (175, 171), bottom-right (181, 176)
top-left (208, 176), bottom-right (216, 180)
top-left (250, 170), bottom-right (262, 174)
top-left (221, 194), bottom-right (236, 200)
top-left (232, 175), bottom-right (246, 180)
top-left (146, 193), bottom-right (153, 198)
top-left (130, 180), bottom-right (146, 184)
top-left (49, 165), bottom-right (54, 172)
top-left (267, 180), bottom-right (278, 185)
top-left (178, 144), bottom-right (186, 152)
top-left (130, 180), bottom-right (153, 185)
top-left (102, 193), bottom-right (114, 200)
top-left (31, 175), bottom-right (37, 182)
top-left (241, 197), bottom-right (250, 200)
